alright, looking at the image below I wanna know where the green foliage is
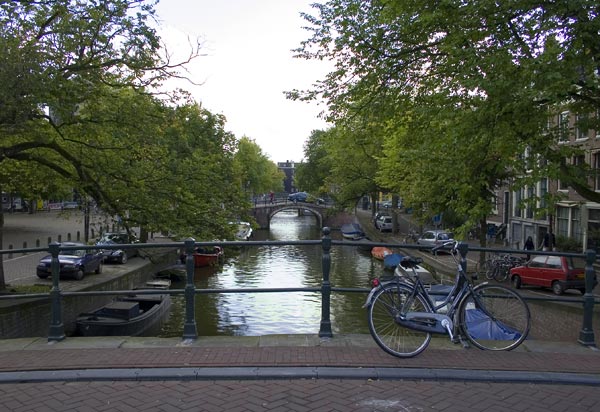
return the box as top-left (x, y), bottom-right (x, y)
top-left (290, 0), bottom-right (600, 237)
top-left (294, 130), bottom-right (331, 195)
top-left (233, 137), bottom-right (284, 198)
top-left (556, 235), bottom-right (583, 253)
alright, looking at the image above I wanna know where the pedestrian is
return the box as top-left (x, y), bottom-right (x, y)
top-left (269, 191), bottom-right (274, 204)
top-left (524, 236), bottom-right (535, 260)
top-left (542, 231), bottom-right (556, 251)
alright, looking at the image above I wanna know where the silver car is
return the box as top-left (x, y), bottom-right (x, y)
top-left (416, 230), bottom-right (454, 252)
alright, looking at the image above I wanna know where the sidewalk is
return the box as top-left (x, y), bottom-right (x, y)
top-left (0, 334), bottom-right (599, 383)
top-left (0, 334), bottom-right (599, 412)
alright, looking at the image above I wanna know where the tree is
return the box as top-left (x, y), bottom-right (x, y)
top-left (0, 0), bottom-right (202, 290)
top-left (233, 137), bottom-right (284, 201)
top-left (294, 130), bottom-right (331, 195)
top-left (290, 0), bottom-right (600, 242)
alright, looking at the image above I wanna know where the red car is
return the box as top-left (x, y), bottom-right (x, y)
top-left (509, 255), bottom-right (594, 295)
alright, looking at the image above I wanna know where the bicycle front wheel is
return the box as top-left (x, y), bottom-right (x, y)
top-left (458, 284), bottom-right (530, 351)
top-left (367, 282), bottom-right (432, 358)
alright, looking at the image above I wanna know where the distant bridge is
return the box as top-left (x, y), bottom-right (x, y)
top-left (251, 201), bottom-right (339, 229)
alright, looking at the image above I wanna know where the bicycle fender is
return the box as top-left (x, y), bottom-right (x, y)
top-left (362, 280), bottom-right (413, 308)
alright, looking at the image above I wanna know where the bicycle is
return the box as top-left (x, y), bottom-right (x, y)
top-left (363, 241), bottom-right (531, 358)
top-left (403, 229), bottom-right (420, 244)
top-left (477, 253), bottom-right (526, 282)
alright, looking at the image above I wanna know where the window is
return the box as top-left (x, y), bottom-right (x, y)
top-left (558, 111), bottom-right (570, 142)
top-left (539, 178), bottom-right (548, 220)
top-left (573, 154), bottom-right (585, 166)
top-left (513, 188), bottom-right (523, 218)
top-left (556, 206), bottom-right (570, 237)
top-left (526, 186), bottom-right (535, 219)
top-left (576, 114), bottom-right (589, 140)
top-left (546, 256), bottom-right (562, 269)
top-left (594, 153), bottom-right (600, 191)
top-left (572, 207), bottom-right (582, 243)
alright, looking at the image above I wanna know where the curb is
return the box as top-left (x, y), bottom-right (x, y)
top-left (1, 366), bottom-right (599, 385)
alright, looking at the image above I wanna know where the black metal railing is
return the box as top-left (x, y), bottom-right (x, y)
top-left (0, 227), bottom-right (598, 346)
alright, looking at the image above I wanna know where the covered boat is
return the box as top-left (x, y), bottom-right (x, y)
top-left (76, 294), bottom-right (171, 337)
top-left (341, 223), bottom-right (366, 240)
top-left (383, 253), bottom-right (404, 271)
top-left (371, 246), bottom-right (393, 260)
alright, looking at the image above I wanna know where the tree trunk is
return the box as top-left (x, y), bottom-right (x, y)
top-left (0, 192), bottom-right (5, 291)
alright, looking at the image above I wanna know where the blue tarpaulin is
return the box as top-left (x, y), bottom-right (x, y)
top-left (464, 308), bottom-right (522, 340)
top-left (383, 253), bottom-right (404, 270)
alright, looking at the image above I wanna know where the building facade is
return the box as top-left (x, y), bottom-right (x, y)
top-left (493, 111), bottom-right (600, 253)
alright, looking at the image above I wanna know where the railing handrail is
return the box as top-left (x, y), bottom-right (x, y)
top-left (0, 232), bottom-right (597, 347)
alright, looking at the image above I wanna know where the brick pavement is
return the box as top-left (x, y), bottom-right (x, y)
top-left (2, 378), bottom-right (600, 412)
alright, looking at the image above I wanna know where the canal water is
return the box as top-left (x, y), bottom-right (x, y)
top-left (159, 210), bottom-right (383, 337)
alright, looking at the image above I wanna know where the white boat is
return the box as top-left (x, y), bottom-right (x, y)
top-left (394, 261), bottom-right (434, 284)
top-left (234, 221), bottom-right (253, 241)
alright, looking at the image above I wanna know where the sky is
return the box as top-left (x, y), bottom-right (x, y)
top-left (154, 0), bottom-right (332, 162)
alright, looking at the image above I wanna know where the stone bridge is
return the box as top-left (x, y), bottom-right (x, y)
top-left (251, 202), bottom-right (351, 229)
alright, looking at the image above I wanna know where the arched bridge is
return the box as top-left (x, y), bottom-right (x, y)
top-left (251, 202), bottom-right (337, 229)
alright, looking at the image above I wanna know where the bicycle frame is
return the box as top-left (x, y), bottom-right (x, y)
top-left (364, 242), bottom-right (483, 339)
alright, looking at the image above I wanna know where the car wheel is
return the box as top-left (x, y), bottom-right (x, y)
top-left (74, 269), bottom-right (85, 280)
top-left (578, 288), bottom-right (586, 295)
top-left (95, 263), bottom-right (103, 274)
top-left (552, 281), bottom-right (564, 295)
top-left (511, 275), bottom-right (522, 289)
top-left (37, 274), bottom-right (48, 279)
top-left (120, 253), bottom-right (128, 264)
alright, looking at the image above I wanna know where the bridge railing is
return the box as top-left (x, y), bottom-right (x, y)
top-left (0, 227), bottom-right (598, 346)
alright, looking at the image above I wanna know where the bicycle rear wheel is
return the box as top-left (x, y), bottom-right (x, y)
top-left (367, 282), bottom-right (432, 358)
top-left (458, 284), bottom-right (530, 351)
top-left (484, 260), bottom-right (496, 280)
top-left (494, 264), bottom-right (510, 282)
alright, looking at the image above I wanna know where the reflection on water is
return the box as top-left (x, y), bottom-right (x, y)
top-left (160, 211), bottom-right (382, 337)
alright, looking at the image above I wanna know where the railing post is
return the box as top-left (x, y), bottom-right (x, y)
top-left (457, 241), bottom-right (469, 273)
top-left (319, 227), bottom-right (333, 338)
top-left (48, 242), bottom-right (65, 342)
top-left (182, 238), bottom-right (198, 340)
top-left (578, 249), bottom-right (596, 346)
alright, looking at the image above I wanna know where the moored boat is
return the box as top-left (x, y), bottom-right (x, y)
top-left (193, 246), bottom-right (224, 267)
top-left (76, 294), bottom-right (171, 337)
top-left (383, 252), bottom-right (404, 271)
top-left (145, 278), bottom-right (172, 289)
top-left (341, 223), bottom-right (366, 240)
top-left (234, 222), bottom-right (253, 241)
top-left (371, 246), bottom-right (393, 260)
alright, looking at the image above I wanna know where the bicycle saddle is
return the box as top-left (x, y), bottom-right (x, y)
top-left (399, 256), bottom-right (423, 268)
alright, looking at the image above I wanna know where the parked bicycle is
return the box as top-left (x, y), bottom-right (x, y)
top-left (403, 229), bottom-right (420, 244)
top-left (477, 253), bottom-right (527, 282)
top-left (363, 241), bottom-right (531, 358)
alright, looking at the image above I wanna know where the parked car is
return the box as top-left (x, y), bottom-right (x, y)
top-left (416, 230), bottom-right (455, 252)
top-left (95, 232), bottom-right (139, 264)
top-left (509, 255), bottom-right (594, 295)
top-left (287, 192), bottom-right (324, 204)
top-left (36, 242), bottom-right (103, 280)
top-left (376, 215), bottom-right (393, 232)
top-left (372, 211), bottom-right (389, 226)
top-left (380, 200), bottom-right (392, 208)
